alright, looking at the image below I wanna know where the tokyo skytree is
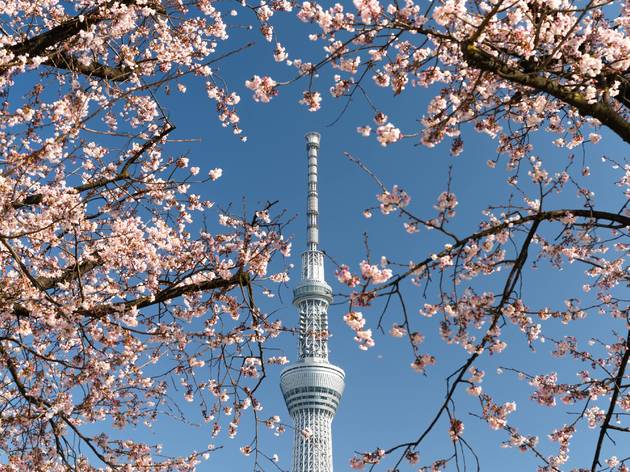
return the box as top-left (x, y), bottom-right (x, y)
top-left (280, 132), bottom-right (345, 472)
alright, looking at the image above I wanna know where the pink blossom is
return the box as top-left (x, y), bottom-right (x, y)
top-left (376, 123), bottom-right (402, 146)
top-left (269, 272), bottom-right (290, 283)
top-left (410, 331), bottom-right (424, 345)
top-left (585, 406), bottom-right (606, 428)
top-left (344, 311), bottom-right (366, 330)
top-left (273, 42), bottom-right (288, 62)
top-left (354, 328), bottom-right (375, 350)
top-left (245, 75), bottom-right (278, 103)
top-left (405, 451), bottom-right (419, 464)
top-left (410, 354), bottom-right (436, 373)
top-left (434, 191), bottom-right (458, 215)
top-left (359, 260), bottom-right (393, 283)
top-left (267, 356), bottom-right (289, 365)
top-left (376, 185), bottom-right (411, 214)
top-left (209, 168), bottom-right (223, 180)
top-left (607, 457), bottom-right (620, 468)
top-left (299, 91), bottom-right (322, 111)
top-left (336, 265), bottom-right (360, 287)
top-left (404, 221), bottom-right (419, 233)
top-left (448, 418), bottom-right (464, 442)
top-left (389, 324), bottom-right (406, 337)
top-left (353, 0), bottom-right (381, 23)
top-left (357, 125), bottom-right (372, 136)
top-left (240, 445), bottom-right (252, 456)
top-left (373, 111), bottom-right (387, 125)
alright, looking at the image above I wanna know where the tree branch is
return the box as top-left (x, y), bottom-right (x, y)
top-left (45, 51), bottom-right (133, 82)
top-left (2, 0), bottom-right (132, 64)
top-left (591, 329), bottom-right (630, 471)
top-left (11, 124), bottom-right (174, 209)
top-left (390, 219), bottom-right (541, 468)
top-left (380, 208), bottom-right (630, 293)
top-left (462, 43), bottom-right (630, 144)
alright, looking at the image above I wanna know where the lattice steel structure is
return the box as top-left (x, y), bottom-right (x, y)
top-left (280, 132), bottom-right (345, 472)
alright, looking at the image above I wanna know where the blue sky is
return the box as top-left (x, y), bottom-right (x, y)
top-left (61, 8), bottom-right (630, 471)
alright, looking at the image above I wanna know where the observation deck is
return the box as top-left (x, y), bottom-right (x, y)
top-left (280, 360), bottom-right (345, 416)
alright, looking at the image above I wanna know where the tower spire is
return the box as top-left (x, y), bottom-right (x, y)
top-left (305, 131), bottom-right (320, 251)
top-left (280, 133), bottom-right (345, 472)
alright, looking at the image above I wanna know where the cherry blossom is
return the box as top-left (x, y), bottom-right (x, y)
top-left (336, 264), bottom-right (360, 287)
top-left (448, 418), bottom-right (464, 442)
top-left (209, 168), bottom-right (223, 181)
top-left (410, 354), bottom-right (436, 373)
top-left (376, 185), bottom-right (411, 215)
top-left (0, 0), bottom-right (298, 467)
top-left (5, 0), bottom-right (630, 469)
top-left (245, 75), bottom-right (279, 103)
top-left (359, 260), bottom-right (393, 283)
top-left (299, 90), bottom-right (323, 111)
top-left (376, 123), bottom-right (402, 146)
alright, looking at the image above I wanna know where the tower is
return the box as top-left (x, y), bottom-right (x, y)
top-left (280, 132), bottom-right (345, 472)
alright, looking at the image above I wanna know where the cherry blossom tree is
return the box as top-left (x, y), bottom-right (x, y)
top-left (240, 0), bottom-right (630, 470)
top-left (0, 2), bottom-right (295, 470)
top-left (4, 0), bottom-right (630, 470)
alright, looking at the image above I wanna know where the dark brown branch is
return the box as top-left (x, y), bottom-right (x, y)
top-left (45, 51), bottom-right (133, 82)
top-left (461, 43), bottom-right (630, 144)
top-left (0, 342), bottom-right (118, 467)
top-left (36, 253), bottom-right (102, 290)
top-left (591, 329), bottom-right (630, 471)
top-left (607, 425), bottom-right (630, 433)
top-left (0, 236), bottom-right (47, 293)
top-left (390, 219), bottom-right (541, 469)
top-left (12, 125), bottom-right (174, 209)
top-left (82, 271), bottom-right (251, 320)
top-left (130, 271), bottom-right (251, 309)
top-left (10, 265), bottom-right (250, 321)
top-left (2, 0), bottom-right (133, 69)
top-left (11, 194), bottom-right (45, 209)
top-left (468, 0), bottom-right (504, 44)
top-left (75, 124), bottom-right (174, 192)
top-left (381, 208), bottom-right (630, 293)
